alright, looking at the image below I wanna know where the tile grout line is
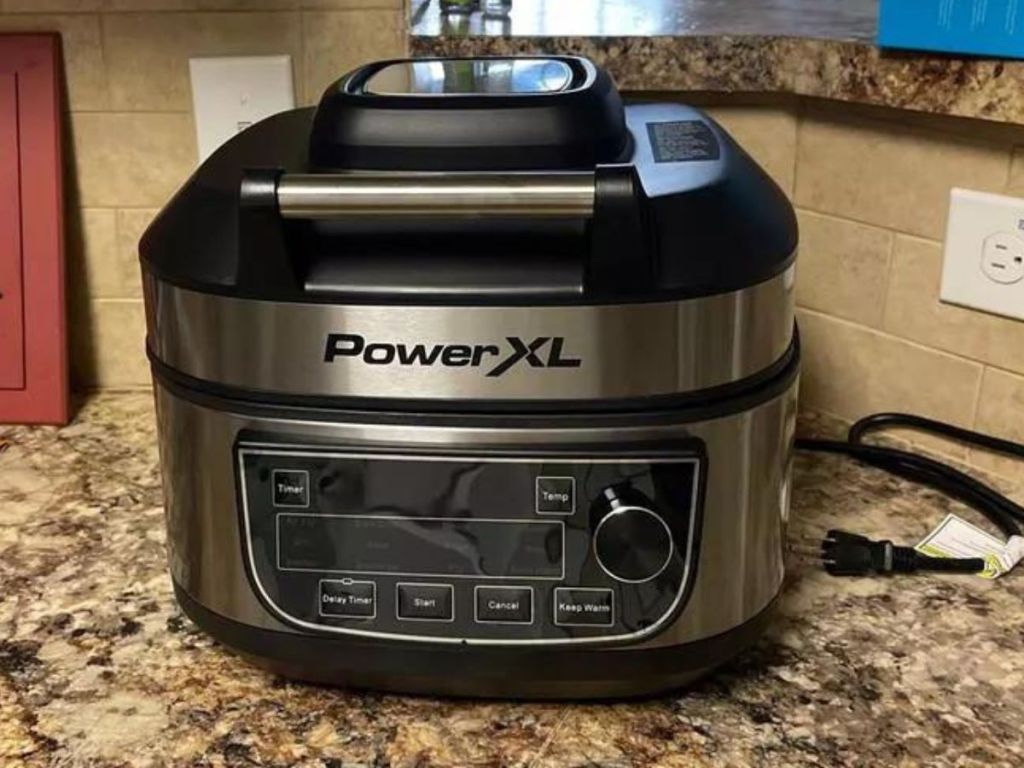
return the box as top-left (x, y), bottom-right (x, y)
top-left (968, 364), bottom-right (987, 430)
top-left (973, 359), bottom-right (1024, 379)
top-left (297, 9), bottom-right (308, 107)
top-left (793, 202), bottom-right (952, 244)
top-left (1001, 144), bottom-right (1015, 191)
top-left (790, 99), bottom-right (802, 202)
top-left (68, 109), bottom-right (193, 116)
top-left (798, 289), bottom-right (1024, 379)
top-left (797, 305), bottom-right (992, 371)
top-left (93, 10), bottom-right (113, 113)
top-left (876, 226), bottom-right (900, 330)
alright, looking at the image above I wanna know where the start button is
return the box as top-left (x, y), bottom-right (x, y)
top-left (396, 582), bottom-right (454, 622)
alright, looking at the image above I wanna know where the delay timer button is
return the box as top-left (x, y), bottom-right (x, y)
top-left (319, 580), bottom-right (376, 619)
top-left (536, 476), bottom-right (575, 515)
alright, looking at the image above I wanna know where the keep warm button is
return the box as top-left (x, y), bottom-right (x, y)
top-left (554, 588), bottom-right (614, 627)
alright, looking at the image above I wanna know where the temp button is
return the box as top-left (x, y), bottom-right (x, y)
top-left (396, 583), bottom-right (454, 622)
top-left (554, 588), bottom-right (614, 627)
top-left (475, 586), bottom-right (533, 624)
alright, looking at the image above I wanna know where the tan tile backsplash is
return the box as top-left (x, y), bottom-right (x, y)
top-left (794, 210), bottom-right (893, 328)
top-left (0, 14), bottom-right (109, 110)
top-left (114, 209), bottom-right (158, 298)
top-left (972, 367), bottom-right (1024, 478)
top-left (796, 108), bottom-right (1010, 239)
top-left (7, 4), bottom-right (1024, 482)
top-left (302, 10), bottom-right (405, 100)
top-left (68, 207), bottom-right (150, 309)
top-left (70, 299), bottom-right (149, 390)
top-left (70, 208), bottom-right (118, 299)
top-left (796, 308), bottom-right (984, 430)
top-left (703, 105), bottom-right (797, 196)
top-left (24, 3), bottom-right (407, 390)
top-left (884, 235), bottom-right (1024, 375)
top-left (1008, 146), bottom-right (1024, 195)
top-left (788, 104), bottom-right (1024, 479)
top-left (70, 112), bottom-right (197, 207)
top-left (102, 12), bottom-right (304, 109)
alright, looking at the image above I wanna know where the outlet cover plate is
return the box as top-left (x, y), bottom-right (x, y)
top-left (941, 188), bottom-right (1024, 322)
top-left (189, 55), bottom-right (294, 163)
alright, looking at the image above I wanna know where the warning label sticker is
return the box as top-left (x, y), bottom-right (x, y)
top-left (646, 120), bottom-right (720, 163)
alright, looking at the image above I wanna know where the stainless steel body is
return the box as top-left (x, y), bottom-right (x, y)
top-left (144, 266), bottom-right (794, 402)
top-left (155, 374), bottom-right (796, 652)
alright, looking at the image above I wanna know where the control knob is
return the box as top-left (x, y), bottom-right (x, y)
top-left (592, 485), bottom-right (674, 583)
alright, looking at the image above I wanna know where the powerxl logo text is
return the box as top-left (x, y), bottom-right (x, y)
top-left (323, 334), bottom-right (581, 377)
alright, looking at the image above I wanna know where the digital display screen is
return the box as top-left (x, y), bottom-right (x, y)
top-left (277, 514), bottom-right (564, 580)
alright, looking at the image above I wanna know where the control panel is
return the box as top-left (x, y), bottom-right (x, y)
top-left (236, 440), bottom-right (703, 646)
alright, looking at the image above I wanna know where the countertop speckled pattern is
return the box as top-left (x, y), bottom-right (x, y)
top-left (409, 0), bottom-right (1024, 125)
top-left (2, 394), bottom-right (1024, 767)
top-left (410, 0), bottom-right (879, 41)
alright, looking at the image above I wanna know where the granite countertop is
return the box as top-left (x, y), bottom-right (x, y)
top-left (3, 394), bottom-right (1024, 767)
top-left (409, 0), bottom-right (1024, 125)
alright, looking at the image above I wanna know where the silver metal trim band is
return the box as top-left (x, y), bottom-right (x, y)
top-left (144, 266), bottom-right (794, 402)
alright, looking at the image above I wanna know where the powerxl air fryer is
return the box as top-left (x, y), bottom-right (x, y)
top-left (141, 56), bottom-right (799, 698)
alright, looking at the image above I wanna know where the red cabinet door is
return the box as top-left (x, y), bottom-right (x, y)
top-left (0, 72), bottom-right (24, 390)
top-left (0, 35), bottom-right (67, 424)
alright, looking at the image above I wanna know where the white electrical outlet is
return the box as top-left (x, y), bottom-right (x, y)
top-left (189, 55), bottom-right (295, 163)
top-left (941, 188), bottom-right (1024, 321)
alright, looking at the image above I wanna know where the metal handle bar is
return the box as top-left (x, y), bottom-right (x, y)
top-left (276, 172), bottom-right (596, 218)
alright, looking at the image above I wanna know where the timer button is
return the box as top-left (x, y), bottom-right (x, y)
top-left (594, 502), bottom-right (673, 584)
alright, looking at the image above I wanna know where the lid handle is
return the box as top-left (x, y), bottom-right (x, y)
top-left (275, 172), bottom-right (595, 219)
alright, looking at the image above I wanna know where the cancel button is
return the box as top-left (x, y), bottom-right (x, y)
top-left (475, 586), bottom-right (534, 624)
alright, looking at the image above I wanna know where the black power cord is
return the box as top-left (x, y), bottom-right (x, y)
top-left (796, 412), bottom-right (1024, 576)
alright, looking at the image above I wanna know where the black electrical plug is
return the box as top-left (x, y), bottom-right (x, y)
top-left (820, 529), bottom-right (985, 576)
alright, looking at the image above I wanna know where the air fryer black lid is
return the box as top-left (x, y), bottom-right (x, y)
top-left (139, 55), bottom-right (798, 306)
top-left (308, 56), bottom-right (630, 171)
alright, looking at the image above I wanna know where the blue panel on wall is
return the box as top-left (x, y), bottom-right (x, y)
top-left (878, 0), bottom-right (1024, 59)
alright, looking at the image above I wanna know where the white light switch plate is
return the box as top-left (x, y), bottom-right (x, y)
top-left (941, 188), bottom-right (1024, 322)
top-left (189, 55), bottom-right (295, 163)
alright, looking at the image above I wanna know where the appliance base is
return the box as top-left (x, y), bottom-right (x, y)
top-left (175, 582), bottom-right (778, 700)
